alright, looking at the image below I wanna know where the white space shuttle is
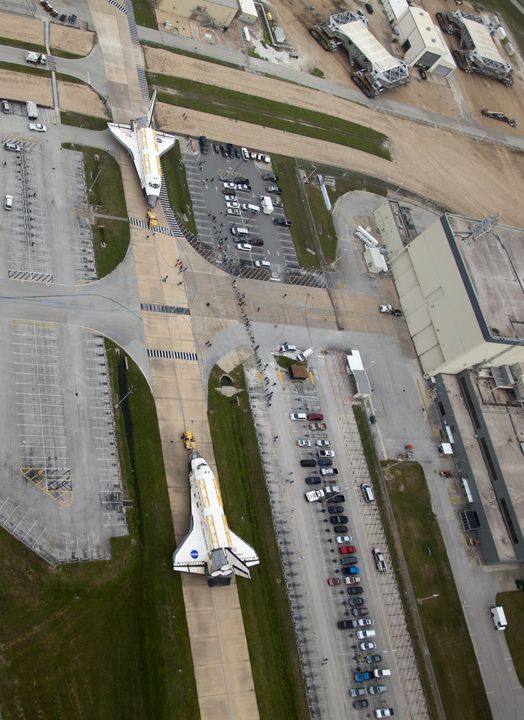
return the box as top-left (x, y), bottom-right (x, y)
top-left (173, 450), bottom-right (259, 587)
top-left (107, 90), bottom-right (175, 208)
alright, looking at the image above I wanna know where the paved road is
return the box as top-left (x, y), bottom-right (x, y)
top-left (137, 26), bottom-right (524, 153)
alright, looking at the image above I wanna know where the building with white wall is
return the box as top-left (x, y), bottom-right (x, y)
top-left (395, 7), bottom-right (455, 76)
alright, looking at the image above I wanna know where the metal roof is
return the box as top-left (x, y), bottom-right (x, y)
top-left (401, 7), bottom-right (448, 52)
top-left (461, 15), bottom-right (505, 64)
top-left (338, 21), bottom-right (403, 72)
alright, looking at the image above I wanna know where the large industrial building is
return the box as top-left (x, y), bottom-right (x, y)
top-left (374, 209), bottom-right (524, 376)
top-left (374, 206), bottom-right (524, 565)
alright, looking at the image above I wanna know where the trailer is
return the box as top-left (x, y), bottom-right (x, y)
top-left (436, 10), bottom-right (512, 86)
top-left (310, 10), bottom-right (409, 97)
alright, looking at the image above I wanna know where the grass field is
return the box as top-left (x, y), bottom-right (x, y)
top-left (386, 460), bottom-right (492, 720)
top-left (161, 141), bottom-right (197, 235)
top-left (271, 156), bottom-right (321, 269)
top-left (62, 143), bottom-right (129, 275)
top-left (153, 75), bottom-right (391, 160)
top-left (130, 0), bottom-right (157, 29)
top-left (0, 37), bottom-right (46, 53)
top-left (61, 111), bottom-right (109, 131)
top-left (0, 344), bottom-right (199, 720)
top-left (92, 219), bottom-right (131, 276)
top-left (496, 590), bottom-right (524, 685)
top-left (304, 182), bottom-right (338, 264)
top-left (144, 41), bottom-right (242, 69)
top-left (0, 60), bottom-right (50, 78)
top-left (207, 366), bottom-right (309, 720)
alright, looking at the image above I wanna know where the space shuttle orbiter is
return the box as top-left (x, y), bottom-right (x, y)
top-left (107, 90), bottom-right (175, 208)
top-left (173, 442), bottom-right (259, 587)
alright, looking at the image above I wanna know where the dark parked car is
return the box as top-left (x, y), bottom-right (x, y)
top-left (328, 505), bottom-right (344, 514)
top-left (213, 143), bottom-right (220, 153)
top-left (334, 524), bottom-right (348, 533)
top-left (329, 515), bottom-right (348, 525)
top-left (226, 143), bottom-right (233, 157)
top-left (340, 556), bottom-right (359, 566)
top-left (337, 619), bottom-right (358, 629)
top-left (327, 494), bottom-right (345, 504)
top-left (348, 586), bottom-right (364, 595)
top-left (353, 699), bottom-right (369, 709)
top-left (366, 654), bottom-right (382, 664)
top-left (249, 238), bottom-right (264, 247)
top-left (273, 217), bottom-right (292, 227)
top-left (198, 135), bottom-right (208, 154)
top-left (349, 597), bottom-right (365, 606)
top-left (307, 412), bottom-right (324, 420)
top-left (263, 173), bottom-right (279, 181)
top-left (352, 607), bottom-right (369, 617)
top-left (318, 458), bottom-right (332, 467)
top-left (305, 476), bottom-right (321, 485)
top-left (300, 459), bottom-right (317, 467)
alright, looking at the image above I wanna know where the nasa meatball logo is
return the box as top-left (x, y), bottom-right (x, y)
top-left (190, 549), bottom-right (199, 559)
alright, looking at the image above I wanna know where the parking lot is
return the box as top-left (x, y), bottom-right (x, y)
top-left (181, 139), bottom-right (300, 281)
top-left (244, 347), bottom-right (428, 719)
top-left (0, 103), bottom-right (127, 562)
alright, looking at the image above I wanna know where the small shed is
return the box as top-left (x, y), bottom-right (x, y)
top-left (364, 246), bottom-right (388, 274)
top-left (289, 364), bottom-right (308, 381)
top-left (395, 7), bottom-right (456, 76)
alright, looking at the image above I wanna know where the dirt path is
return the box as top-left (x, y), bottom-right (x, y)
top-left (157, 101), bottom-right (524, 226)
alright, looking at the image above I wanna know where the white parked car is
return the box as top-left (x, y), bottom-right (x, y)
top-left (223, 194), bottom-right (236, 201)
top-left (379, 304), bottom-right (393, 313)
top-left (222, 182), bottom-right (236, 189)
top-left (359, 641), bottom-right (376, 650)
top-left (297, 438), bottom-right (311, 447)
top-left (28, 123), bottom-right (47, 132)
top-left (226, 208), bottom-right (240, 216)
top-left (318, 449), bottom-right (335, 458)
top-left (375, 709), bottom-right (395, 718)
top-left (237, 243), bottom-right (252, 251)
top-left (226, 201), bottom-right (240, 209)
top-left (336, 535), bottom-right (352, 545)
top-left (4, 194), bottom-right (13, 210)
top-left (356, 629), bottom-right (376, 640)
top-left (316, 439), bottom-right (331, 447)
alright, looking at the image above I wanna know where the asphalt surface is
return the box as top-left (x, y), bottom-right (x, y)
top-left (181, 140), bottom-right (298, 279)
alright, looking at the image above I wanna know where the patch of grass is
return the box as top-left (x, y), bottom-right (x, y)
top-left (207, 365), bottom-right (309, 720)
top-left (0, 37), bottom-right (46, 53)
top-left (161, 141), bottom-right (196, 235)
top-left (496, 590), bottom-right (524, 685)
top-left (152, 74), bottom-right (391, 160)
top-left (271, 155), bottom-right (320, 270)
top-left (0, 60), bottom-right (50, 78)
top-left (61, 111), bottom-right (109, 130)
top-left (304, 181), bottom-right (337, 264)
top-left (386, 459), bottom-right (491, 720)
top-left (62, 143), bottom-right (127, 218)
top-left (311, 67), bottom-right (325, 78)
top-left (0, 343), bottom-right (199, 720)
top-left (51, 48), bottom-right (90, 59)
top-left (131, 0), bottom-right (157, 29)
top-left (92, 218), bottom-right (130, 276)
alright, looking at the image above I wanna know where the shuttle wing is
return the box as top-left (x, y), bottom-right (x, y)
top-left (229, 530), bottom-right (260, 568)
top-left (172, 512), bottom-right (207, 574)
top-left (225, 548), bottom-right (252, 579)
top-left (155, 131), bottom-right (176, 157)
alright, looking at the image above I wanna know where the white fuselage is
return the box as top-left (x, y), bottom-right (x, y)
top-left (134, 124), bottom-right (162, 207)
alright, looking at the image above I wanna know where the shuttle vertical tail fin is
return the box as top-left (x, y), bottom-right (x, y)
top-left (147, 89), bottom-right (157, 127)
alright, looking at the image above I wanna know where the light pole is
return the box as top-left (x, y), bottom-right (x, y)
top-left (416, 593), bottom-right (439, 604)
top-left (114, 385), bottom-right (135, 410)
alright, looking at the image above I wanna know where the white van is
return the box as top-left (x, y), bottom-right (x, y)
top-left (290, 413), bottom-right (307, 421)
top-left (279, 342), bottom-right (297, 352)
top-left (230, 225), bottom-right (249, 236)
top-left (237, 243), bottom-right (252, 251)
top-left (297, 348), bottom-right (313, 362)
top-left (373, 668), bottom-right (392, 678)
top-left (490, 606), bottom-right (507, 631)
top-left (242, 203), bottom-right (260, 213)
top-left (255, 260), bottom-right (271, 268)
top-left (241, 147), bottom-right (250, 161)
top-left (361, 483), bottom-right (375, 503)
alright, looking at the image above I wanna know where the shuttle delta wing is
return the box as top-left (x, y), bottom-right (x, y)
top-left (229, 530), bottom-right (260, 568)
top-left (107, 123), bottom-right (136, 156)
top-left (155, 131), bottom-right (176, 157)
top-left (172, 509), bottom-right (207, 575)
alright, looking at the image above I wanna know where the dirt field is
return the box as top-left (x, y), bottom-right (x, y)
top-left (50, 24), bottom-right (96, 57)
top-left (58, 82), bottom-right (108, 117)
top-left (157, 100), bottom-right (524, 226)
top-left (0, 70), bottom-right (52, 106)
top-left (0, 11), bottom-right (43, 46)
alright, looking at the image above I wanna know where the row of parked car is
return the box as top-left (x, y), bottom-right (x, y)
top-left (291, 413), bottom-right (394, 715)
